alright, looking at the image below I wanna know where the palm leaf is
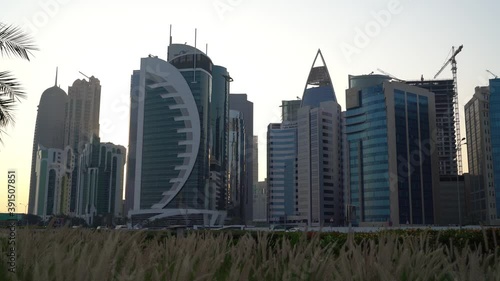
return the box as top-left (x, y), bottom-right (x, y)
top-left (0, 22), bottom-right (38, 61)
top-left (0, 95), bottom-right (15, 127)
top-left (0, 71), bottom-right (26, 100)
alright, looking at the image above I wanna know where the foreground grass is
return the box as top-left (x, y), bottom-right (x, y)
top-left (0, 228), bottom-right (499, 280)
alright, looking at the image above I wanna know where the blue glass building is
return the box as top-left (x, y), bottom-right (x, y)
top-left (267, 122), bottom-right (297, 223)
top-left (127, 44), bottom-right (225, 226)
top-left (489, 78), bottom-right (500, 220)
top-left (345, 75), bottom-right (439, 226)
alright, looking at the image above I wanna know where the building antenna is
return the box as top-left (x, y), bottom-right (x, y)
top-left (55, 67), bottom-right (58, 87)
top-left (192, 28), bottom-right (197, 83)
top-left (206, 43), bottom-right (208, 56)
top-left (169, 24), bottom-right (172, 46)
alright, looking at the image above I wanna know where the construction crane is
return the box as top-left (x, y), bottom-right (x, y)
top-left (486, 69), bottom-right (498, 79)
top-left (376, 68), bottom-right (405, 82)
top-left (434, 45), bottom-right (463, 175)
top-left (79, 71), bottom-right (90, 79)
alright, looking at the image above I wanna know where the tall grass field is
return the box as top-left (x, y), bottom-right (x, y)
top-left (1, 228), bottom-right (499, 280)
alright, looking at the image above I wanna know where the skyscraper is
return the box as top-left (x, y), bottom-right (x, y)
top-left (465, 86), bottom-right (498, 224)
top-left (406, 80), bottom-right (458, 175)
top-left (34, 145), bottom-right (73, 220)
top-left (490, 78), bottom-right (500, 222)
top-left (64, 76), bottom-right (101, 214)
top-left (28, 70), bottom-right (67, 214)
top-left (76, 136), bottom-right (126, 225)
top-left (229, 94), bottom-right (254, 223)
top-left (124, 70), bottom-right (140, 216)
top-left (267, 122), bottom-right (297, 223)
top-left (227, 109), bottom-right (246, 223)
top-left (127, 44), bottom-right (225, 226)
top-left (281, 100), bottom-right (301, 122)
top-left (211, 65), bottom-right (231, 212)
top-left (297, 50), bottom-right (343, 226)
top-left (345, 74), bottom-right (439, 226)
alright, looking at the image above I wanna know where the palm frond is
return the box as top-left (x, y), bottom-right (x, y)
top-left (0, 22), bottom-right (38, 61)
top-left (0, 96), bottom-right (15, 127)
top-left (0, 71), bottom-right (26, 100)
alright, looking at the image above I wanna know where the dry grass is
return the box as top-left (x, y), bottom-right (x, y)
top-left (0, 228), bottom-right (499, 281)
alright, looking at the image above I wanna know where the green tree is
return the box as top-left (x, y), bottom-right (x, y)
top-left (0, 22), bottom-right (38, 139)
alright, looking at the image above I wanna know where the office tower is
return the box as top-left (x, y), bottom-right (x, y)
top-left (490, 78), bottom-right (500, 222)
top-left (267, 122), bottom-right (298, 223)
top-left (281, 100), bottom-right (301, 122)
top-left (465, 86), bottom-right (498, 224)
top-left (227, 110), bottom-right (246, 223)
top-left (124, 70), bottom-right (140, 216)
top-left (76, 136), bottom-right (126, 225)
top-left (64, 76), bottom-right (101, 214)
top-left (406, 80), bottom-right (458, 175)
top-left (28, 70), bottom-right (67, 214)
top-left (297, 50), bottom-right (343, 227)
top-left (345, 74), bottom-right (439, 226)
top-left (229, 94), bottom-right (254, 223)
top-left (253, 180), bottom-right (268, 223)
top-left (34, 145), bottom-right (73, 220)
top-left (211, 65), bottom-right (231, 212)
top-left (127, 44), bottom-right (225, 226)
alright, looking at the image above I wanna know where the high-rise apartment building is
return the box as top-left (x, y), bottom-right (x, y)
top-left (76, 136), bottom-right (126, 225)
top-left (345, 75), bottom-right (439, 226)
top-left (296, 50), bottom-right (343, 227)
top-left (465, 86), bottom-right (499, 224)
top-left (28, 71), bottom-right (67, 214)
top-left (34, 145), bottom-right (73, 220)
top-left (127, 44), bottom-right (225, 226)
top-left (64, 76), bottom-right (101, 213)
top-left (229, 94), bottom-right (254, 223)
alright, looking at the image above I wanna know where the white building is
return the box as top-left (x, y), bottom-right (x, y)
top-left (296, 49), bottom-right (343, 226)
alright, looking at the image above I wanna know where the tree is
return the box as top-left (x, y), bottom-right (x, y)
top-left (0, 22), bottom-right (38, 140)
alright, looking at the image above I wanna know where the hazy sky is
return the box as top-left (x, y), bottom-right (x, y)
top-left (1, 0), bottom-right (499, 213)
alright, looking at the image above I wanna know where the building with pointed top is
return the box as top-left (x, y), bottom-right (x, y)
top-left (296, 50), bottom-right (343, 226)
top-left (28, 69), bottom-right (68, 214)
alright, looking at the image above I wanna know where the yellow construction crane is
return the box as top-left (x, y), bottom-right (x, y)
top-left (434, 45), bottom-right (463, 175)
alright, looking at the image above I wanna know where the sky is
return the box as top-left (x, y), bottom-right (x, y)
top-left (1, 0), bottom-right (500, 213)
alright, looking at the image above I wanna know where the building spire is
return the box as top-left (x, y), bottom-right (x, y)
top-left (55, 67), bottom-right (58, 87)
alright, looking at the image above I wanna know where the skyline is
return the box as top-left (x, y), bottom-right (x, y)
top-left (2, 0), bottom-right (500, 213)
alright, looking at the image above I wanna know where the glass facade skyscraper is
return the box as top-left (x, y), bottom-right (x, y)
top-left (127, 45), bottom-right (225, 226)
top-left (345, 75), bottom-right (438, 226)
top-left (406, 80), bottom-right (458, 176)
top-left (76, 136), bottom-right (126, 225)
top-left (489, 78), bottom-right (500, 220)
top-left (211, 66), bottom-right (231, 212)
top-left (267, 122), bottom-right (297, 223)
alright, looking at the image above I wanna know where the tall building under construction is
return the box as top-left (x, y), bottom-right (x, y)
top-left (406, 79), bottom-right (458, 176)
